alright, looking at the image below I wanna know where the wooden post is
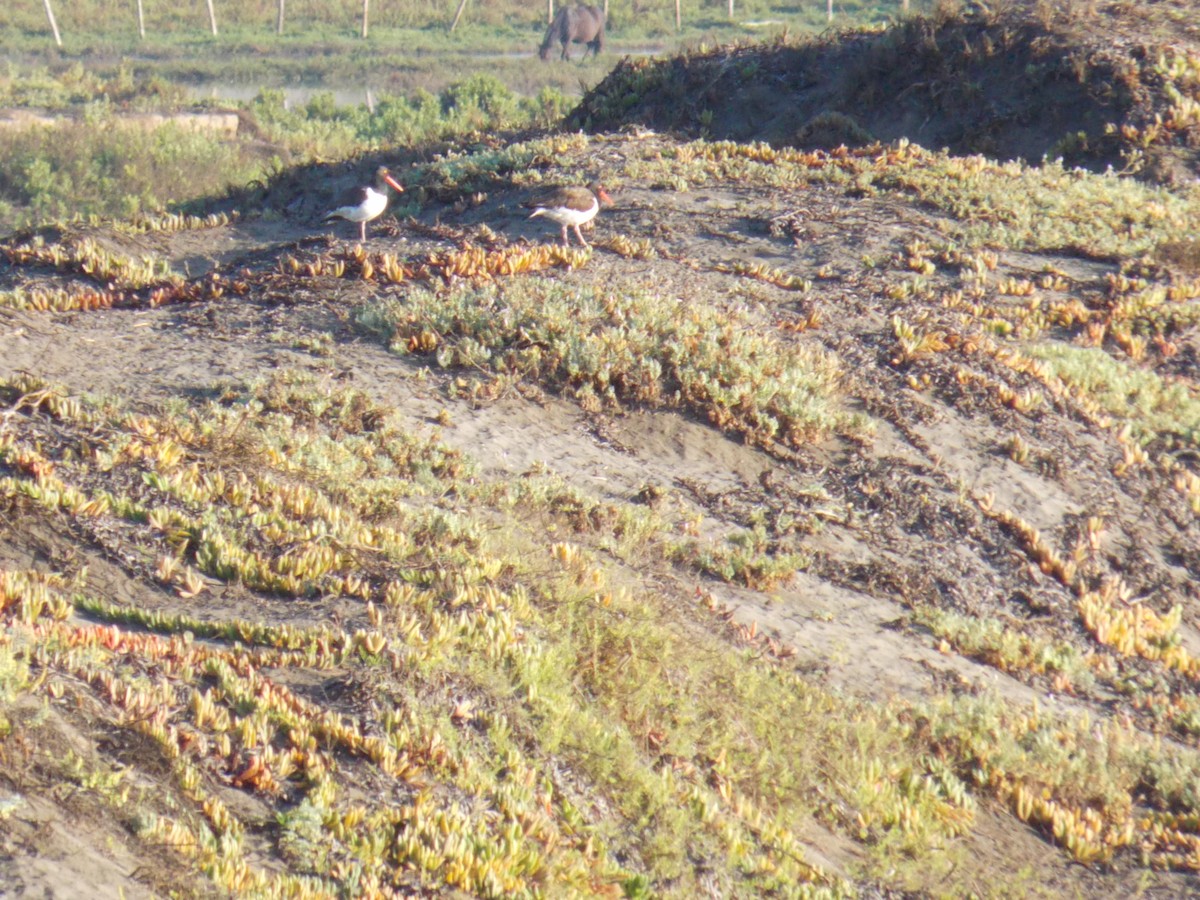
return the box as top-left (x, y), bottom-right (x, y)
top-left (547, 0), bottom-right (554, 25)
top-left (728, 0), bottom-right (734, 19)
top-left (277, 0), bottom-right (285, 35)
top-left (902, 0), bottom-right (909, 10)
top-left (136, 0), bottom-right (145, 39)
top-left (675, 0), bottom-right (681, 30)
top-left (205, 0), bottom-right (218, 35)
top-left (361, 0), bottom-right (369, 38)
top-left (449, 0), bottom-right (469, 32)
top-left (43, 0), bottom-right (63, 47)
top-left (827, 0), bottom-right (833, 23)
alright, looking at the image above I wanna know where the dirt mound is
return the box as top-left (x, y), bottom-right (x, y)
top-left (569, 2), bottom-right (1200, 181)
top-left (5, 122), bottom-right (1200, 894)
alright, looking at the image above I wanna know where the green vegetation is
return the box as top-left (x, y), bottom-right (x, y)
top-left (0, 116), bottom-right (253, 226)
top-left (0, 371), bottom-right (930, 896)
top-left (7, 3), bottom-right (1200, 895)
top-left (0, 61), bottom-right (189, 109)
top-left (619, 139), bottom-right (1200, 258)
top-left (7, 366), bottom-right (1200, 894)
top-left (913, 605), bottom-right (1094, 689)
top-left (2, 0), bottom-right (925, 54)
top-left (248, 75), bottom-right (571, 158)
top-left (1027, 343), bottom-right (1200, 444)
top-left (358, 278), bottom-right (863, 448)
top-left (0, 0), bottom-right (934, 117)
top-left (0, 69), bottom-right (569, 231)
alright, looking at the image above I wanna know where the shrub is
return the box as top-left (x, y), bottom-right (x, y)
top-left (0, 119), bottom-right (252, 227)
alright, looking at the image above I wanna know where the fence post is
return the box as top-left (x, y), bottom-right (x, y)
top-left (277, 0), bottom-right (285, 35)
top-left (205, 0), bottom-right (218, 35)
top-left (450, 0), bottom-right (469, 32)
top-left (361, 0), bottom-right (369, 38)
top-left (43, 0), bottom-right (63, 46)
top-left (136, 0), bottom-right (145, 39)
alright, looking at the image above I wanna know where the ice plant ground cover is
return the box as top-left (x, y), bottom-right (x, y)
top-left (4, 3), bottom-right (1200, 896)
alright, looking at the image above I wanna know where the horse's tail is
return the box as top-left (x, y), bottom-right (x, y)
top-left (591, 6), bottom-right (605, 53)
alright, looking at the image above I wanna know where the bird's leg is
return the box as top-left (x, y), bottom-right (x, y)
top-left (574, 224), bottom-right (590, 248)
top-left (360, 220), bottom-right (367, 242)
top-left (561, 224), bottom-right (571, 247)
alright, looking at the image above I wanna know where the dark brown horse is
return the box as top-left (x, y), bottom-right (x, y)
top-left (538, 5), bottom-right (605, 62)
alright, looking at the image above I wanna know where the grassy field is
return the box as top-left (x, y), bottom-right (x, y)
top-left (0, 0), bottom-right (931, 109)
top-left (1, 0), bottom-right (930, 91)
top-left (4, 2), bottom-right (1200, 897)
top-left (5, 0), bottom-right (922, 47)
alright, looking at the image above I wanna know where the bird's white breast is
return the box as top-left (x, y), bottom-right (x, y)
top-left (532, 195), bottom-right (599, 228)
top-left (333, 186), bottom-right (388, 223)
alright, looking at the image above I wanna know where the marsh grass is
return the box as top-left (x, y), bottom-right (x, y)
top-left (387, 130), bottom-right (1198, 271)
top-left (0, 62), bottom-right (189, 110)
top-left (874, 155), bottom-right (1200, 259)
top-left (0, 634), bottom-right (31, 738)
top-left (0, 370), bottom-right (948, 894)
top-left (913, 606), bottom-right (1094, 689)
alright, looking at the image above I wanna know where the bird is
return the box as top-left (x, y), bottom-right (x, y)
top-left (322, 166), bottom-right (404, 242)
top-left (524, 182), bottom-right (613, 248)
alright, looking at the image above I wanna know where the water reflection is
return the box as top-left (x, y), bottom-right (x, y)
top-left (189, 47), bottom-right (663, 109)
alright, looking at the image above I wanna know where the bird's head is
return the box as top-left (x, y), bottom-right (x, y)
top-left (377, 166), bottom-right (404, 194)
top-left (589, 183), bottom-right (614, 207)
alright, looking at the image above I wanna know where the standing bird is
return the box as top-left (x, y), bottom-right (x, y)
top-left (323, 166), bottom-right (404, 242)
top-left (524, 182), bottom-right (613, 249)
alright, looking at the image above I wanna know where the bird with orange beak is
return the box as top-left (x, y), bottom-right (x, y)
top-left (524, 182), bottom-right (613, 248)
top-left (323, 166), bottom-right (404, 242)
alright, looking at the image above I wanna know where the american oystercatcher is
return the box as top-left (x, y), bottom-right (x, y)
top-left (524, 182), bottom-right (613, 248)
top-left (323, 166), bottom-right (404, 242)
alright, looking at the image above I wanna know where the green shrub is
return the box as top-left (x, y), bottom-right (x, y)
top-left (0, 119), bottom-right (254, 228)
top-left (442, 73), bottom-right (518, 122)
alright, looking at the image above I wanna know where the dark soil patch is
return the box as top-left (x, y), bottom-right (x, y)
top-left (570, 3), bottom-right (1200, 180)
